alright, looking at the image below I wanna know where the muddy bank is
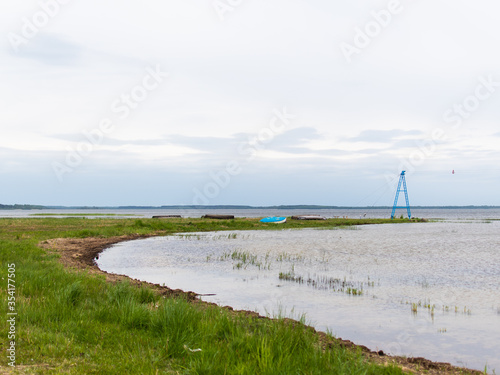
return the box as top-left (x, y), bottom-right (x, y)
top-left (39, 236), bottom-right (482, 375)
top-left (39, 235), bottom-right (198, 301)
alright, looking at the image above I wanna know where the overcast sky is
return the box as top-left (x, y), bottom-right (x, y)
top-left (1, 0), bottom-right (499, 206)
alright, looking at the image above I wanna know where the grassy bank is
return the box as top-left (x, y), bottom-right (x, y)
top-left (0, 217), bottom-right (435, 374)
top-left (29, 213), bottom-right (140, 217)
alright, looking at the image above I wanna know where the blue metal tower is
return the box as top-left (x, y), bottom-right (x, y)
top-left (391, 171), bottom-right (411, 219)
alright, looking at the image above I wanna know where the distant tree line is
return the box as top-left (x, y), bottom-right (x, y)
top-left (0, 204), bottom-right (44, 210)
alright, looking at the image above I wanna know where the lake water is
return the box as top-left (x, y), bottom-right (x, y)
top-left (3, 207), bottom-right (500, 220)
top-left (97, 220), bottom-right (500, 373)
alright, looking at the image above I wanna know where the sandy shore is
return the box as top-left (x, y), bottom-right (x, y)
top-left (39, 235), bottom-right (483, 375)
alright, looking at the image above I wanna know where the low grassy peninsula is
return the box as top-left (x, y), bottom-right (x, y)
top-left (0, 217), bottom-right (476, 375)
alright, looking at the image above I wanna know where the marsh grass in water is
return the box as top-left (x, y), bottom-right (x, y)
top-left (403, 299), bottom-right (472, 317)
top-left (216, 249), bottom-right (273, 270)
top-left (0, 217), bottom-right (419, 373)
top-left (278, 271), bottom-right (371, 296)
top-left (275, 251), bottom-right (305, 262)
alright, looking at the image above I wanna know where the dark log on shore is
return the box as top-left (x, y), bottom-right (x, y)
top-left (152, 215), bottom-right (182, 219)
top-left (291, 215), bottom-right (327, 220)
top-left (202, 214), bottom-right (235, 219)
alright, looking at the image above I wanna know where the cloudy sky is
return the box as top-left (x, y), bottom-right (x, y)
top-left (1, 0), bottom-right (499, 206)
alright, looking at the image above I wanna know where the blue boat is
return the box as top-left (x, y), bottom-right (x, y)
top-left (259, 216), bottom-right (287, 224)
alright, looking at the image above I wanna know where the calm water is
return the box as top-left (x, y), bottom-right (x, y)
top-left (97, 221), bottom-right (500, 373)
top-left (3, 207), bottom-right (500, 220)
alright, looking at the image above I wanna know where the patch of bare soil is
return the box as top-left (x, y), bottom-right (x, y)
top-left (39, 236), bottom-right (483, 375)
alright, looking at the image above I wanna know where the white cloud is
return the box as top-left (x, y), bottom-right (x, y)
top-left (1, 0), bottom-right (500, 205)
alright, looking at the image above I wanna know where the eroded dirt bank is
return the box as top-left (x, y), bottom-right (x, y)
top-left (39, 236), bottom-right (483, 375)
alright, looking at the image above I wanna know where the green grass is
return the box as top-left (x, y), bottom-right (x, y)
top-left (29, 213), bottom-right (140, 217)
top-left (0, 217), bottom-right (414, 374)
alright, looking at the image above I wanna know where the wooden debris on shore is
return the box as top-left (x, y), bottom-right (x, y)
top-left (152, 215), bottom-right (182, 219)
top-left (202, 214), bottom-right (235, 219)
top-left (291, 215), bottom-right (327, 220)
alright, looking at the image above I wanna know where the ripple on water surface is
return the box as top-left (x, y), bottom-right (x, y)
top-left (97, 222), bottom-right (500, 373)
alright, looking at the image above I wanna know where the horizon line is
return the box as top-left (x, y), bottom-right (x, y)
top-left (2, 204), bottom-right (500, 210)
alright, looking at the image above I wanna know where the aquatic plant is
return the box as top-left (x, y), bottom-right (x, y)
top-left (278, 271), bottom-right (303, 283)
top-left (275, 251), bottom-right (305, 263)
top-left (278, 271), bottom-right (372, 296)
top-left (209, 233), bottom-right (239, 240)
top-left (177, 233), bottom-right (204, 240)
top-left (366, 276), bottom-right (376, 288)
top-left (403, 299), bottom-right (472, 317)
top-left (411, 303), bottom-right (418, 315)
top-left (219, 250), bottom-right (272, 270)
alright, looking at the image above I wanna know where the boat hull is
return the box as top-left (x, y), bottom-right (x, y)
top-left (260, 216), bottom-right (287, 224)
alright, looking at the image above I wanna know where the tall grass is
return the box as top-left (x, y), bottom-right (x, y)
top-left (0, 218), bottom-right (417, 374)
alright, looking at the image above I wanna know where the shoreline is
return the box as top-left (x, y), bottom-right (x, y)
top-left (40, 234), bottom-right (483, 375)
